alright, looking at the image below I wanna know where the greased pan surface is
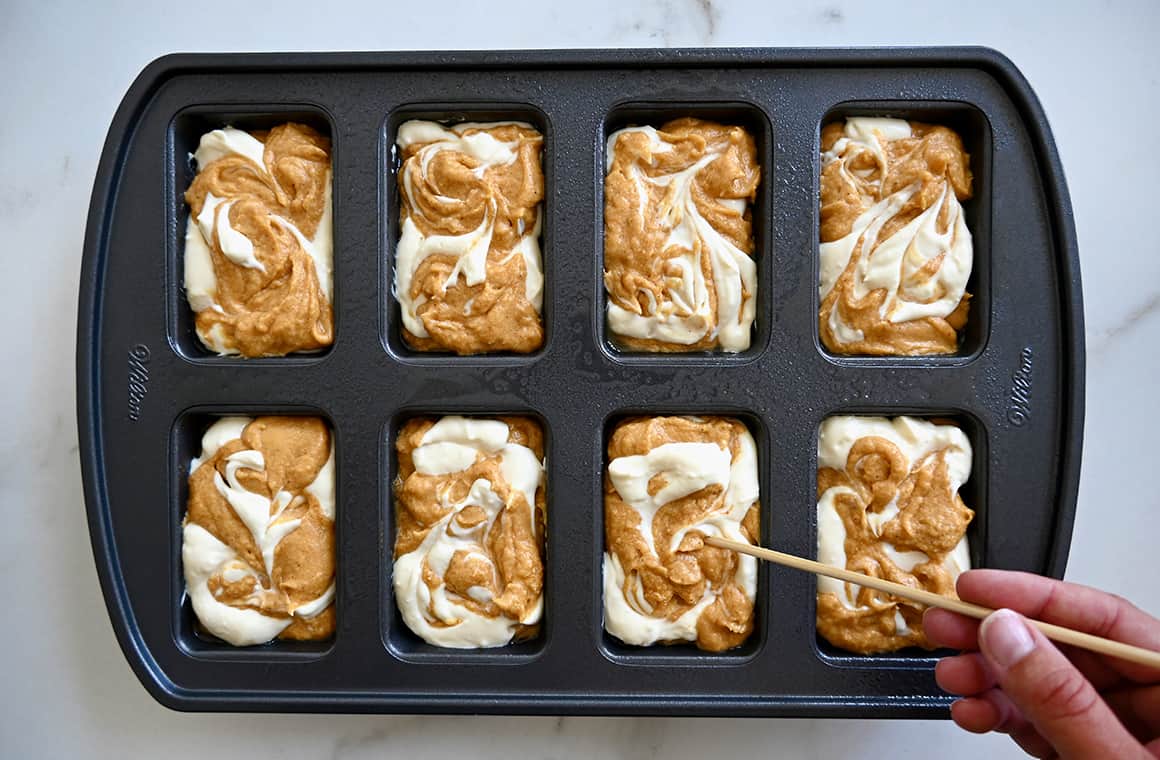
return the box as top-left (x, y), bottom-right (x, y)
top-left (77, 47), bottom-right (1084, 717)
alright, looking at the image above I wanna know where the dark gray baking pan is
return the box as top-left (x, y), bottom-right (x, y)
top-left (76, 47), bottom-right (1084, 717)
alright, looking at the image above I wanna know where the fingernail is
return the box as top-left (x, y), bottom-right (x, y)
top-left (980, 609), bottom-right (1035, 667)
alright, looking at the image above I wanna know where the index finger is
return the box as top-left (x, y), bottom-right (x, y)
top-left (957, 570), bottom-right (1160, 680)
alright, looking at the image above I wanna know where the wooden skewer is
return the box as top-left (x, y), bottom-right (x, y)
top-left (704, 535), bottom-right (1160, 670)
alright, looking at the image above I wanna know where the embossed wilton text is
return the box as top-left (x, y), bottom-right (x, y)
top-left (1006, 347), bottom-right (1033, 427)
top-left (127, 345), bottom-right (150, 421)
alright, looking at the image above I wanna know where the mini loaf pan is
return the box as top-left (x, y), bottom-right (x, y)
top-left (77, 47), bottom-right (1084, 717)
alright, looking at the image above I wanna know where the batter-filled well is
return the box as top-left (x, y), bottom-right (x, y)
top-left (183, 123), bottom-right (334, 357)
top-left (816, 416), bottom-right (974, 654)
top-left (393, 416), bottom-right (546, 648)
top-left (819, 117), bottom-right (973, 355)
top-left (604, 118), bottom-right (760, 353)
top-left (182, 416), bottom-right (336, 646)
top-left (603, 415), bottom-right (760, 652)
top-left (393, 121), bottom-right (545, 355)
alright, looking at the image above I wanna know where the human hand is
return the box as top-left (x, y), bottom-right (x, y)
top-left (924, 569), bottom-right (1160, 758)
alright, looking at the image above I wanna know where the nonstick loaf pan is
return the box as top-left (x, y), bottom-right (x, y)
top-left (76, 47), bottom-right (1084, 717)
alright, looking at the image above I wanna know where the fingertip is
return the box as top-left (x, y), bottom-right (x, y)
top-left (923, 607), bottom-right (955, 632)
top-left (934, 656), bottom-right (958, 693)
top-left (935, 653), bottom-right (994, 696)
top-left (953, 568), bottom-right (984, 592)
top-left (923, 607), bottom-right (980, 650)
top-left (955, 568), bottom-right (1030, 601)
top-left (923, 606), bottom-right (949, 627)
top-left (979, 609), bottom-right (1038, 669)
top-left (950, 697), bottom-right (1002, 734)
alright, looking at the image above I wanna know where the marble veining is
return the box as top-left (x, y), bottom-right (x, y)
top-left (1090, 292), bottom-right (1160, 355)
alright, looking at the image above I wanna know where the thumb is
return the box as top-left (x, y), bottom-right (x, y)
top-left (979, 608), bottom-right (1145, 759)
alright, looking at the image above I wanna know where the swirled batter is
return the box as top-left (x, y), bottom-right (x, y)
top-left (184, 123), bottom-right (333, 357)
top-left (394, 121), bottom-right (545, 354)
top-left (604, 118), bottom-right (760, 353)
top-left (819, 117), bottom-right (973, 355)
top-left (393, 416), bottom-right (546, 648)
top-left (183, 416), bottom-right (336, 646)
top-left (816, 416), bottom-right (974, 653)
top-left (603, 416), bottom-right (760, 652)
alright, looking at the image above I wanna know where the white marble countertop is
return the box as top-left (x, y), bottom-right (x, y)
top-left (2, 0), bottom-right (1157, 757)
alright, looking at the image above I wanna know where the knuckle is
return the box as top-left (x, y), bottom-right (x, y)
top-left (1107, 593), bottom-right (1141, 619)
top-left (1032, 665), bottom-right (1100, 722)
top-left (1094, 596), bottom-right (1127, 638)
